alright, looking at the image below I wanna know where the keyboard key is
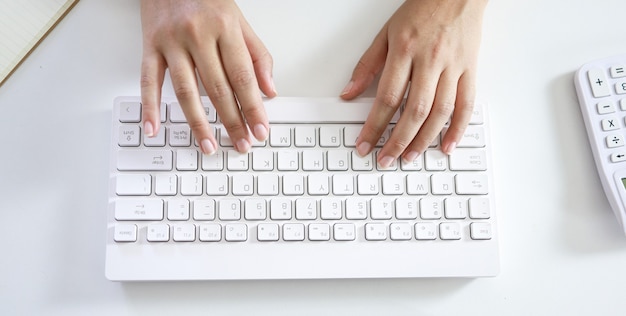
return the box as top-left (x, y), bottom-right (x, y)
top-left (193, 199), bottom-right (216, 220)
top-left (118, 126), bottom-right (140, 147)
top-left (117, 149), bottom-right (172, 171)
top-left (116, 174), bottom-right (151, 196)
top-left (431, 173), bottom-right (454, 195)
top-left (295, 126), bottom-right (316, 147)
top-left (232, 174), bottom-right (254, 196)
top-left (439, 222), bottom-right (462, 240)
top-left (227, 150), bottom-right (249, 171)
top-left (199, 223), bottom-right (222, 242)
top-left (257, 223), bottom-right (279, 241)
top-left (382, 173), bottom-right (404, 195)
top-left (257, 174), bottom-right (279, 196)
top-left (308, 223), bottom-right (330, 241)
top-left (365, 223), bottom-right (387, 241)
top-left (244, 199), bottom-right (267, 220)
top-left (302, 150), bottom-right (324, 171)
top-left (327, 150), bottom-right (349, 171)
top-left (425, 150), bottom-right (447, 171)
top-left (415, 222), bottom-right (437, 240)
top-left (283, 174), bottom-right (305, 195)
top-left (333, 223), bottom-right (356, 241)
top-left (270, 126), bottom-right (291, 147)
top-left (252, 149), bottom-right (274, 171)
top-left (180, 174), bottom-right (203, 196)
top-left (346, 197), bottom-right (368, 220)
top-left (320, 126), bottom-right (341, 147)
top-left (114, 224), bottom-right (137, 242)
top-left (218, 199), bottom-right (241, 220)
top-left (395, 197), bottom-right (418, 220)
top-left (343, 125), bottom-right (361, 147)
top-left (167, 199), bottom-right (190, 220)
top-left (390, 222), bottom-right (412, 240)
top-left (173, 224), bottom-right (196, 242)
top-left (357, 174), bottom-right (380, 195)
top-left (449, 149), bottom-right (487, 171)
top-left (115, 199), bottom-right (163, 221)
top-left (370, 198), bottom-right (394, 219)
top-left (455, 173), bottom-right (489, 195)
top-left (332, 174), bottom-right (354, 195)
top-left (119, 102), bottom-right (141, 123)
top-left (308, 174), bottom-right (330, 195)
top-left (445, 197), bottom-right (468, 219)
top-left (169, 125), bottom-right (191, 146)
top-left (351, 151), bottom-right (373, 171)
top-left (201, 150), bottom-right (224, 171)
top-left (420, 198), bottom-right (443, 220)
top-left (270, 199), bottom-right (292, 220)
top-left (176, 149), bottom-right (198, 171)
top-left (147, 224), bottom-right (170, 242)
top-left (469, 197), bottom-right (490, 219)
top-left (283, 223), bottom-right (305, 241)
top-left (277, 150), bottom-right (299, 171)
top-left (295, 199), bottom-right (317, 220)
top-left (155, 174), bottom-right (177, 196)
top-left (206, 173), bottom-right (228, 195)
top-left (225, 224), bottom-right (247, 242)
top-left (320, 198), bottom-right (343, 220)
top-left (144, 126), bottom-right (166, 147)
top-left (470, 222), bottom-right (492, 240)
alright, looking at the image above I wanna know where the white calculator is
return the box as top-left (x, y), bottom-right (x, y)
top-left (575, 53), bottom-right (626, 234)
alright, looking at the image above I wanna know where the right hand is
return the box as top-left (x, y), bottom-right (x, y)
top-left (140, 0), bottom-right (277, 155)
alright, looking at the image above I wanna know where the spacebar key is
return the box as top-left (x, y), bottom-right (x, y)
top-left (117, 149), bottom-right (173, 171)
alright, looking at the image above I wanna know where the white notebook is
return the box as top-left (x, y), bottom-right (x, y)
top-left (0, 0), bottom-right (79, 86)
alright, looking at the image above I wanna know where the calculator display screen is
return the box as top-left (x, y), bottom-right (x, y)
top-left (622, 178), bottom-right (626, 189)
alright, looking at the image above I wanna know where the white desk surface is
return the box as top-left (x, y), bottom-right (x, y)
top-left (2, 0), bottom-right (626, 315)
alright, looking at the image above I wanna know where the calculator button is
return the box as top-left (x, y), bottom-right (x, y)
top-left (601, 117), bottom-right (620, 131)
top-left (606, 134), bottom-right (625, 148)
top-left (611, 152), bottom-right (626, 163)
top-left (597, 100), bottom-right (616, 114)
top-left (587, 68), bottom-right (612, 98)
top-left (615, 80), bottom-right (626, 95)
top-left (610, 65), bottom-right (626, 78)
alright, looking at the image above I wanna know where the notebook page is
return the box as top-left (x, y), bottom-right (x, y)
top-left (0, 0), bottom-right (79, 86)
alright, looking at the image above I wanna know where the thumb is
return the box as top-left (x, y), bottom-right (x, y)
top-left (340, 25), bottom-right (388, 100)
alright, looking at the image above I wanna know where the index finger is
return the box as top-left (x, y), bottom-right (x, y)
top-left (355, 55), bottom-right (411, 157)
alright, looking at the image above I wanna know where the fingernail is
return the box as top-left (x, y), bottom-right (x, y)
top-left (236, 138), bottom-right (250, 153)
top-left (253, 124), bottom-right (268, 141)
top-left (270, 78), bottom-right (278, 96)
top-left (341, 80), bottom-right (354, 96)
top-left (445, 142), bottom-right (457, 155)
top-left (356, 142), bottom-right (372, 157)
top-left (403, 151), bottom-right (419, 163)
top-left (144, 121), bottom-right (154, 137)
top-left (200, 139), bottom-right (216, 155)
top-left (379, 156), bottom-right (395, 168)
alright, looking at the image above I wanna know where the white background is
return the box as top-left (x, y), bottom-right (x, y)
top-left (1, 0), bottom-right (626, 315)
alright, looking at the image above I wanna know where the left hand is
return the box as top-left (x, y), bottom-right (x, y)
top-left (341, 0), bottom-right (488, 167)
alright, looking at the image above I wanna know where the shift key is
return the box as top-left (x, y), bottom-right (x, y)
top-left (117, 150), bottom-right (173, 171)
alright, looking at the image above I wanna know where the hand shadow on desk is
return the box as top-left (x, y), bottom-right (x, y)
top-left (549, 72), bottom-right (626, 251)
top-left (120, 277), bottom-right (474, 315)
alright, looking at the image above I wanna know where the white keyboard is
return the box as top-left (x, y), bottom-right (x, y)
top-left (106, 96), bottom-right (499, 280)
top-left (575, 53), bottom-right (626, 234)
